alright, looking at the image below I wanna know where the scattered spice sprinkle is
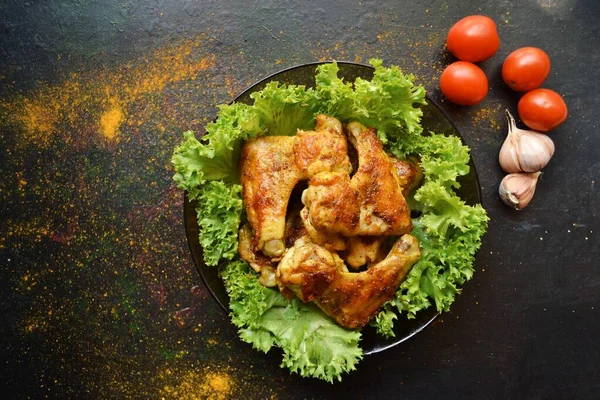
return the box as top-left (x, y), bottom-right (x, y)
top-left (160, 367), bottom-right (234, 400)
top-left (99, 103), bottom-right (124, 141)
top-left (1, 35), bottom-right (217, 149)
top-left (1, 22), bottom-right (500, 398)
top-left (469, 100), bottom-right (505, 132)
top-left (0, 32), bottom-right (270, 399)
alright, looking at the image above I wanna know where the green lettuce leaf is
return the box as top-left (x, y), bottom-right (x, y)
top-left (387, 132), bottom-right (470, 190)
top-left (171, 103), bottom-right (263, 194)
top-left (221, 260), bottom-right (363, 382)
top-left (315, 62), bottom-right (356, 117)
top-left (316, 59), bottom-right (427, 144)
top-left (195, 181), bottom-right (244, 266)
top-left (370, 308), bottom-right (398, 337)
top-left (373, 134), bottom-right (489, 337)
top-left (250, 81), bottom-right (324, 136)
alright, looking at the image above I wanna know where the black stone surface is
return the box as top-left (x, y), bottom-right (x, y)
top-left (1, 1), bottom-right (598, 398)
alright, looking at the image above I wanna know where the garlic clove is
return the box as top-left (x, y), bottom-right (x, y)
top-left (499, 110), bottom-right (555, 173)
top-left (498, 133), bottom-right (521, 173)
top-left (517, 131), bottom-right (555, 172)
top-left (499, 172), bottom-right (542, 210)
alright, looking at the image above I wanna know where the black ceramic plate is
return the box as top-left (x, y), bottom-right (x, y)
top-left (184, 62), bottom-right (483, 355)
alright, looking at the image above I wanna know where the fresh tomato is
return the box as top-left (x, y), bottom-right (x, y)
top-left (447, 15), bottom-right (500, 62)
top-left (502, 47), bottom-right (551, 92)
top-left (440, 61), bottom-right (488, 106)
top-left (518, 88), bottom-right (567, 132)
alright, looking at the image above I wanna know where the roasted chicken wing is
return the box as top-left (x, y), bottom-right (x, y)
top-left (302, 121), bottom-right (412, 237)
top-left (393, 156), bottom-right (423, 198)
top-left (300, 207), bottom-right (348, 252)
top-left (240, 115), bottom-right (351, 257)
top-left (343, 236), bottom-right (387, 269)
top-left (241, 115), bottom-right (422, 328)
top-left (238, 224), bottom-right (277, 287)
top-left (276, 234), bottom-right (421, 328)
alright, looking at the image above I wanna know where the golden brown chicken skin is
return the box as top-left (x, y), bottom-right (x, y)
top-left (276, 234), bottom-right (421, 329)
top-left (343, 236), bottom-right (387, 269)
top-left (302, 121), bottom-right (412, 237)
top-left (241, 115), bottom-right (423, 329)
top-left (393, 156), bottom-right (423, 198)
top-left (238, 224), bottom-right (277, 287)
top-left (340, 156), bottom-right (422, 269)
top-left (240, 115), bottom-right (351, 258)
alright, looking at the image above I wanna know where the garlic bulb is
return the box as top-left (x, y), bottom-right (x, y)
top-left (499, 172), bottom-right (542, 210)
top-left (499, 110), bottom-right (555, 173)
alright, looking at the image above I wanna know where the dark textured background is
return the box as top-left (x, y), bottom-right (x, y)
top-left (1, 1), bottom-right (598, 399)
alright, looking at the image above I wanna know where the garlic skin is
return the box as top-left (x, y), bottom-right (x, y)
top-left (499, 110), bottom-right (555, 173)
top-left (499, 172), bottom-right (542, 210)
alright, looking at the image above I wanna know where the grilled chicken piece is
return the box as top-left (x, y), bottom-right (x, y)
top-left (276, 234), bottom-right (421, 329)
top-left (301, 152), bottom-right (422, 269)
top-left (240, 115), bottom-right (351, 257)
top-left (300, 207), bottom-right (347, 252)
top-left (342, 156), bottom-right (422, 269)
top-left (344, 236), bottom-right (387, 269)
top-left (393, 156), bottom-right (423, 198)
top-left (302, 121), bottom-right (412, 237)
top-left (238, 224), bottom-right (277, 287)
top-left (239, 202), bottom-right (310, 287)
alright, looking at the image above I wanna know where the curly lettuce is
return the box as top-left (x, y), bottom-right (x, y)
top-left (316, 58), bottom-right (427, 144)
top-left (372, 133), bottom-right (489, 337)
top-left (171, 105), bottom-right (261, 196)
top-left (221, 260), bottom-right (362, 382)
top-left (171, 59), bottom-right (488, 380)
top-left (195, 182), bottom-right (243, 266)
top-left (250, 81), bottom-right (324, 136)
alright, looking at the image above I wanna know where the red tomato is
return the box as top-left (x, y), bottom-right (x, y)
top-left (440, 61), bottom-right (488, 106)
top-left (447, 15), bottom-right (500, 62)
top-left (502, 47), bottom-right (551, 92)
top-left (518, 89), bottom-right (567, 132)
